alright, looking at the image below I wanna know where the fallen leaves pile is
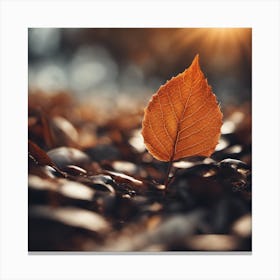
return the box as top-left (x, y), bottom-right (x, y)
top-left (28, 89), bottom-right (251, 252)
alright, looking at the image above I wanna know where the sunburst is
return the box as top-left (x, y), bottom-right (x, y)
top-left (172, 28), bottom-right (251, 65)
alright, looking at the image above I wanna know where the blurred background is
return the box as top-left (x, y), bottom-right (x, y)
top-left (28, 28), bottom-right (251, 110)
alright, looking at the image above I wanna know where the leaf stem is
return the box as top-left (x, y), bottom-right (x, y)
top-left (164, 160), bottom-right (173, 188)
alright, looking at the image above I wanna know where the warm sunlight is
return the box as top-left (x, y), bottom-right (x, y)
top-left (173, 28), bottom-right (251, 63)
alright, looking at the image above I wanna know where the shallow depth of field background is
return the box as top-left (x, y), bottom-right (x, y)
top-left (28, 28), bottom-right (252, 252)
top-left (28, 28), bottom-right (251, 110)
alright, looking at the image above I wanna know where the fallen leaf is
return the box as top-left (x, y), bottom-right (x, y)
top-left (28, 140), bottom-right (55, 167)
top-left (28, 140), bottom-right (67, 177)
top-left (142, 55), bottom-right (222, 162)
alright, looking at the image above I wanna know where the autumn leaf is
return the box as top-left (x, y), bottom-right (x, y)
top-left (142, 54), bottom-right (222, 162)
top-left (28, 140), bottom-right (66, 177)
top-left (28, 140), bottom-right (55, 167)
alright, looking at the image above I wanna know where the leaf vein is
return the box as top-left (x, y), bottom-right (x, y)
top-left (178, 106), bottom-right (218, 136)
top-left (157, 94), bottom-right (174, 143)
top-left (176, 137), bottom-right (216, 154)
top-left (148, 118), bottom-right (170, 157)
top-left (167, 91), bottom-right (179, 122)
top-left (178, 125), bottom-right (221, 142)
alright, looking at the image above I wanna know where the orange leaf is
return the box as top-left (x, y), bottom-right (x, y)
top-left (142, 55), bottom-right (223, 162)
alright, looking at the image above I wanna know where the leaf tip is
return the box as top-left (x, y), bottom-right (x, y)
top-left (192, 54), bottom-right (200, 66)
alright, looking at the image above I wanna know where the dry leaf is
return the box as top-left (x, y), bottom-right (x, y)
top-left (28, 140), bottom-right (66, 177)
top-left (142, 55), bottom-right (222, 162)
top-left (28, 140), bottom-right (55, 167)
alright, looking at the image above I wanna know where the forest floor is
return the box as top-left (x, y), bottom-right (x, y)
top-left (28, 91), bottom-right (251, 252)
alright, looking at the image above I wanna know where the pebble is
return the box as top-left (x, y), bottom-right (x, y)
top-left (231, 214), bottom-right (252, 238)
top-left (47, 147), bottom-right (90, 169)
top-left (185, 234), bottom-right (239, 251)
top-left (85, 144), bottom-right (120, 161)
top-left (29, 206), bottom-right (110, 233)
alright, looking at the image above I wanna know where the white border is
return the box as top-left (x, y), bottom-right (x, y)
top-left (1, 1), bottom-right (279, 280)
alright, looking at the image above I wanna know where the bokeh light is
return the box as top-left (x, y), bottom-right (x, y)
top-left (28, 28), bottom-right (251, 107)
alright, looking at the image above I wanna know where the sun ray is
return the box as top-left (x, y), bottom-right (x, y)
top-left (169, 28), bottom-right (251, 64)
